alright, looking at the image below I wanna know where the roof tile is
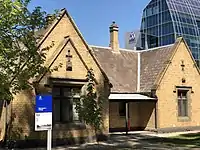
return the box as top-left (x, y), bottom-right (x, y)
top-left (92, 44), bottom-right (175, 93)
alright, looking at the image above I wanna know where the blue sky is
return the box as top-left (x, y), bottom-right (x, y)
top-left (29, 0), bottom-right (149, 48)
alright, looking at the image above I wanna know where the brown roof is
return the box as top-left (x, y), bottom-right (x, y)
top-left (35, 8), bottom-right (182, 94)
top-left (140, 45), bottom-right (174, 92)
top-left (92, 43), bottom-right (177, 93)
top-left (92, 46), bottom-right (138, 93)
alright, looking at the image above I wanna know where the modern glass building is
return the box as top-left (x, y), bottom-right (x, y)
top-left (140, 0), bottom-right (200, 64)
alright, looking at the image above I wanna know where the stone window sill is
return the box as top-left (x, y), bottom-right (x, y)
top-left (178, 116), bottom-right (190, 122)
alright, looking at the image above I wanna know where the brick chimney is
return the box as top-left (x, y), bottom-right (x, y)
top-left (109, 21), bottom-right (119, 52)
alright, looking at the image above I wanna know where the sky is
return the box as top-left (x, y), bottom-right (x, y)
top-left (29, 0), bottom-right (150, 48)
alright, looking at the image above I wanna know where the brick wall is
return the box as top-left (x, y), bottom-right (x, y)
top-left (9, 12), bottom-right (110, 142)
top-left (109, 101), bottom-right (156, 130)
top-left (156, 41), bottom-right (200, 129)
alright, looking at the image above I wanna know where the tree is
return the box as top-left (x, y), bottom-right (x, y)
top-left (0, 0), bottom-right (59, 147)
top-left (0, 0), bottom-right (57, 102)
top-left (74, 68), bottom-right (103, 135)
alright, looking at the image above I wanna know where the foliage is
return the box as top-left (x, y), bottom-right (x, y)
top-left (74, 68), bottom-right (103, 132)
top-left (0, 0), bottom-right (58, 101)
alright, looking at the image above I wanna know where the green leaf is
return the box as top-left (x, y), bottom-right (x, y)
top-left (0, 0), bottom-right (58, 101)
top-left (74, 69), bottom-right (103, 133)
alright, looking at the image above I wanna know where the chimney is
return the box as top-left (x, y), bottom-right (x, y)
top-left (109, 21), bottom-right (119, 52)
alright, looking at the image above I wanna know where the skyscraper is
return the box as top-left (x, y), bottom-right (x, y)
top-left (140, 0), bottom-right (200, 65)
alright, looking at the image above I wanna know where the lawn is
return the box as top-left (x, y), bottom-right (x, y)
top-left (173, 132), bottom-right (200, 140)
top-left (145, 132), bottom-right (200, 148)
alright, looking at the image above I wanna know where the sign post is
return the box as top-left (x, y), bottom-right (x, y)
top-left (47, 129), bottom-right (51, 150)
top-left (35, 95), bottom-right (52, 150)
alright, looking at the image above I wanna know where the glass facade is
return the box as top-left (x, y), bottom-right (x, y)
top-left (140, 0), bottom-right (200, 64)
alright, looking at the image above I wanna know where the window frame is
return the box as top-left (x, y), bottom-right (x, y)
top-left (176, 86), bottom-right (192, 122)
top-left (52, 85), bottom-right (82, 124)
top-left (177, 90), bottom-right (188, 117)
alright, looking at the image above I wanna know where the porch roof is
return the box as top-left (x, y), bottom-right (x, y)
top-left (109, 93), bottom-right (156, 100)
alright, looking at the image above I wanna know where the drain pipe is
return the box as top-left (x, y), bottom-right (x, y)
top-left (137, 52), bottom-right (141, 92)
top-left (126, 52), bottom-right (141, 135)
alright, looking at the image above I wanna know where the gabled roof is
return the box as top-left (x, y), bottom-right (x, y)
top-left (92, 46), bottom-right (138, 93)
top-left (34, 8), bottom-right (110, 83)
top-left (35, 8), bottom-right (199, 94)
top-left (92, 39), bottom-right (182, 93)
top-left (140, 44), bottom-right (174, 92)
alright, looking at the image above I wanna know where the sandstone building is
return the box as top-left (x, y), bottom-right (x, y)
top-left (1, 8), bottom-right (200, 147)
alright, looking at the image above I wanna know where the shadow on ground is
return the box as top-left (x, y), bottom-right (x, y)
top-left (2, 132), bottom-right (200, 149)
top-left (66, 132), bottom-right (200, 150)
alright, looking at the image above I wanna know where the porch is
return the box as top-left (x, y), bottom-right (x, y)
top-left (109, 93), bottom-right (157, 133)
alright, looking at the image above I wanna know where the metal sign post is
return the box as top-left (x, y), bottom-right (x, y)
top-left (35, 95), bottom-right (52, 150)
top-left (47, 129), bottom-right (52, 150)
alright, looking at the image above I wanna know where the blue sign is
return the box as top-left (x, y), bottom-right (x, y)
top-left (35, 95), bottom-right (52, 113)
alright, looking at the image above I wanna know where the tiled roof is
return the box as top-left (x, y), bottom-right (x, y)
top-left (92, 42), bottom-right (178, 93)
top-left (140, 45), bottom-right (174, 92)
top-left (35, 8), bottom-right (181, 94)
top-left (92, 46), bottom-right (138, 93)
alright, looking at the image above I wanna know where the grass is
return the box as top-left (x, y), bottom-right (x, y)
top-left (173, 133), bottom-right (200, 140)
top-left (142, 132), bottom-right (200, 148)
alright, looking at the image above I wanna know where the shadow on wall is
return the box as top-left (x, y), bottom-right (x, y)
top-left (109, 101), bottom-right (156, 132)
top-left (7, 89), bottom-right (46, 148)
top-left (138, 101), bottom-right (156, 130)
top-left (7, 87), bottom-right (108, 148)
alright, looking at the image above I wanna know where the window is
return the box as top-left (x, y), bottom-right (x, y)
top-left (119, 102), bottom-right (126, 116)
top-left (53, 86), bottom-right (81, 123)
top-left (178, 90), bottom-right (188, 117)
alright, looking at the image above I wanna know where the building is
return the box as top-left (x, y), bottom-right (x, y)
top-left (140, 0), bottom-right (200, 66)
top-left (0, 9), bottom-right (111, 147)
top-left (1, 8), bottom-right (200, 147)
top-left (94, 23), bottom-right (200, 132)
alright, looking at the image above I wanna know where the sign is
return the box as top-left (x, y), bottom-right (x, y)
top-left (35, 95), bottom-right (52, 131)
top-left (129, 32), bottom-right (136, 44)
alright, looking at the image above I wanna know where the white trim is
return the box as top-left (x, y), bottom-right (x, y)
top-left (90, 44), bottom-right (174, 53)
top-left (89, 45), bottom-right (138, 52)
top-left (137, 52), bottom-right (141, 92)
top-left (119, 48), bottom-right (138, 52)
top-left (89, 45), bottom-right (111, 50)
top-left (109, 93), bottom-right (156, 100)
top-left (140, 44), bottom-right (174, 52)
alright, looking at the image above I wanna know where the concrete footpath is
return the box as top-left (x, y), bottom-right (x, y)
top-left (1, 131), bottom-right (200, 150)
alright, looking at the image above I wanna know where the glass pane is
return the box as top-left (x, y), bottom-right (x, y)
top-left (61, 98), bottom-right (72, 122)
top-left (183, 100), bottom-right (188, 116)
top-left (63, 87), bottom-right (72, 97)
top-left (178, 90), bottom-right (187, 98)
top-left (178, 100), bottom-right (182, 116)
top-left (73, 98), bottom-right (79, 121)
top-left (52, 87), bottom-right (60, 96)
top-left (54, 99), bottom-right (60, 122)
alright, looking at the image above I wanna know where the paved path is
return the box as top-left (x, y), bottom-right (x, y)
top-left (1, 131), bottom-right (200, 150)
